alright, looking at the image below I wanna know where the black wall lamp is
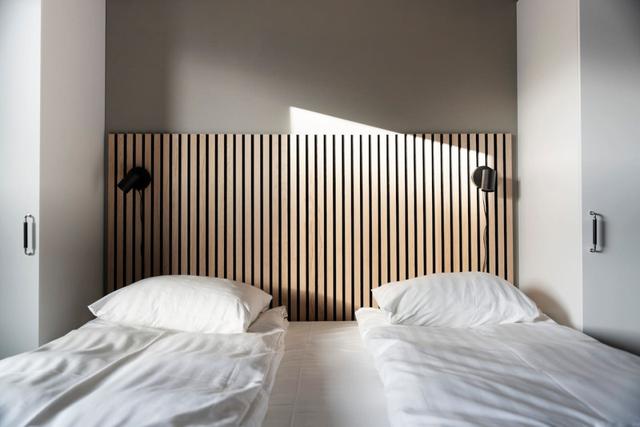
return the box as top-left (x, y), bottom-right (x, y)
top-left (118, 167), bottom-right (151, 259)
top-left (117, 167), bottom-right (151, 193)
top-left (472, 166), bottom-right (497, 272)
top-left (472, 166), bottom-right (497, 193)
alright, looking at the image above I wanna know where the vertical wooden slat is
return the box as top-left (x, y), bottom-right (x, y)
top-left (199, 134), bottom-right (207, 276)
top-left (106, 135), bottom-right (115, 292)
top-left (353, 136), bottom-right (362, 314)
top-left (497, 134), bottom-right (506, 279)
top-left (242, 135), bottom-right (252, 285)
top-left (478, 133), bottom-right (487, 273)
top-left (371, 135), bottom-right (380, 294)
top-left (214, 135), bottom-right (224, 277)
top-left (125, 134), bottom-right (134, 285)
top-left (143, 134), bottom-right (152, 279)
top-left (180, 134), bottom-right (189, 275)
top-left (207, 134), bottom-right (216, 277)
top-left (425, 134), bottom-right (434, 275)
top-left (299, 136), bottom-right (308, 320)
top-left (133, 135), bottom-right (143, 282)
top-left (343, 136), bottom-right (353, 319)
top-left (362, 136), bottom-right (371, 307)
top-left (388, 135), bottom-right (397, 282)
top-left (307, 136), bottom-right (316, 319)
top-left (415, 135), bottom-right (425, 277)
top-left (406, 135), bottom-right (416, 278)
top-left (380, 135), bottom-right (389, 284)
top-left (252, 135), bottom-right (262, 290)
top-left (161, 135), bottom-right (170, 275)
top-left (461, 134), bottom-right (470, 272)
top-left (271, 135), bottom-right (281, 306)
top-left (152, 134), bottom-right (162, 277)
top-left (317, 135), bottom-right (326, 319)
top-left (442, 133), bottom-right (452, 273)
top-left (116, 134), bottom-right (125, 290)
top-left (433, 134), bottom-right (443, 273)
top-left (452, 134), bottom-right (461, 273)
top-left (289, 136), bottom-right (299, 320)
top-left (189, 134), bottom-right (198, 275)
top-left (280, 136), bottom-right (290, 312)
top-left (171, 135), bottom-right (180, 274)
top-left (506, 134), bottom-right (514, 283)
top-left (262, 136), bottom-right (272, 298)
top-left (335, 136), bottom-right (344, 319)
top-left (325, 136), bottom-right (335, 319)
top-left (235, 135), bottom-right (244, 282)
top-left (470, 134), bottom-right (479, 271)
top-left (224, 134), bottom-right (234, 279)
top-left (487, 134), bottom-right (496, 275)
top-left (397, 135), bottom-right (407, 281)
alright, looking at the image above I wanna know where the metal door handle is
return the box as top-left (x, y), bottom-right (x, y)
top-left (589, 211), bottom-right (600, 253)
top-left (23, 214), bottom-right (35, 256)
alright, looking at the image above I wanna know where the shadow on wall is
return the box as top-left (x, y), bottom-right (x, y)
top-left (524, 287), bottom-right (571, 327)
top-left (106, 0), bottom-right (517, 133)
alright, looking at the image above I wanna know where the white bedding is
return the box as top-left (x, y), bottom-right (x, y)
top-left (0, 317), bottom-right (286, 427)
top-left (264, 321), bottom-right (389, 427)
top-left (357, 308), bottom-right (640, 427)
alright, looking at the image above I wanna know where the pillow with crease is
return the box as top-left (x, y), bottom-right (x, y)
top-left (371, 272), bottom-right (540, 328)
top-left (89, 275), bottom-right (272, 334)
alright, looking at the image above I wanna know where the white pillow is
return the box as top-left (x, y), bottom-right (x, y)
top-left (89, 275), bottom-right (272, 333)
top-left (371, 272), bottom-right (539, 328)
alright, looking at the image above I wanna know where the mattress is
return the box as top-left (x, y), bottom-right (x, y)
top-left (357, 308), bottom-right (640, 427)
top-left (264, 321), bottom-right (390, 427)
top-left (0, 317), bottom-right (286, 427)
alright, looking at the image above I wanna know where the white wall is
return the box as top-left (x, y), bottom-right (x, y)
top-left (39, 0), bottom-right (105, 344)
top-left (517, 0), bottom-right (583, 328)
top-left (0, 0), bottom-right (41, 357)
top-left (580, 0), bottom-right (640, 354)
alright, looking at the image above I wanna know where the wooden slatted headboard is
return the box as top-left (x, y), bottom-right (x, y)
top-left (106, 133), bottom-right (514, 321)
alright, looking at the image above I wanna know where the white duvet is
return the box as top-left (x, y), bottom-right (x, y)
top-left (0, 318), bottom-right (286, 427)
top-left (357, 308), bottom-right (640, 427)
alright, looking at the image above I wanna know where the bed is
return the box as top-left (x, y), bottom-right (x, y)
top-left (357, 308), bottom-right (640, 426)
top-left (264, 321), bottom-right (389, 427)
top-left (0, 277), bottom-right (287, 427)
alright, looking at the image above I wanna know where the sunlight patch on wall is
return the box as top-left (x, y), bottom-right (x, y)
top-left (289, 107), bottom-right (398, 135)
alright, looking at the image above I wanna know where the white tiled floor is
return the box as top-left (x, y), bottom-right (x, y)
top-left (263, 322), bottom-right (390, 427)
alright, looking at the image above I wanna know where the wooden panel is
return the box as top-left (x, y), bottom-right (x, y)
top-left (106, 133), bottom-right (516, 320)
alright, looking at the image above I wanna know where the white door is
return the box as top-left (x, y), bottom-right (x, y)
top-left (0, 0), bottom-right (41, 358)
top-left (581, 0), bottom-right (640, 355)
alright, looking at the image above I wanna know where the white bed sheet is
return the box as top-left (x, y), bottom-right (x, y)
top-left (0, 317), bottom-right (286, 427)
top-left (357, 308), bottom-right (640, 427)
top-left (264, 321), bottom-right (389, 427)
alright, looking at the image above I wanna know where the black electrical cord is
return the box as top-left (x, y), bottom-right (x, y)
top-left (482, 191), bottom-right (489, 273)
top-left (137, 189), bottom-right (144, 259)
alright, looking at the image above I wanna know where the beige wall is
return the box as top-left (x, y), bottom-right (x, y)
top-left (106, 0), bottom-right (517, 134)
top-left (517, 0), bottom-right (583, 328)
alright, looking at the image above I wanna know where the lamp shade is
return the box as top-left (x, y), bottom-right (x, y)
top-left (118, 167), bottom-right (151, 193)
top-left (472, 166), bottom-right (497, 193)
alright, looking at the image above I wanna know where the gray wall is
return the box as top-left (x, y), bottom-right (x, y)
top-left (39, 0), bottom-right (105, 344)
top-left (106, 0), bottom-right (517, 134)
top-left (581, 0), bottom-right (640, 354)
